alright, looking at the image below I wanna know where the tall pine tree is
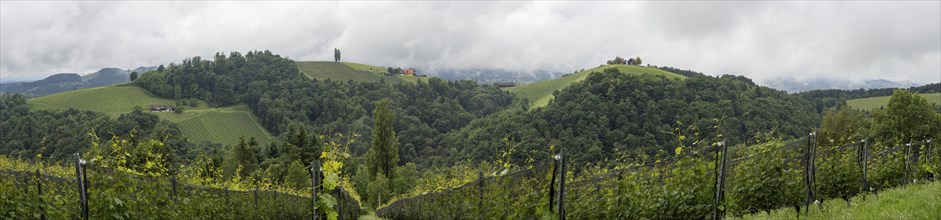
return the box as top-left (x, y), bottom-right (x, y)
top-left (367, 98), bottom-right (399, 190)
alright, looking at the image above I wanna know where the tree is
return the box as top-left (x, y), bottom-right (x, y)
top-left (334, 48), bottom-right (341, 62)
top-left (129, 71), bottom-right (139, 81)
top-left (873, 90), bottom-right (941, 143)
top-left (285, 160), bottom-right (310, 190)
top-left (634, 57), bottom-right (643, 65)
top-left (820, 107), bottom-right (868, 146)
top-left (222, 136), bottom-right (259, 180)
top-left (608, 56), bottom-right (627, 65)
top-left (367, 98), bottom-right (399, 190)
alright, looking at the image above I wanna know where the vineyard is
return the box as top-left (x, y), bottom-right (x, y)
top-left (0, 154), bottom-right (361, 219)
top-left (26, 85), bottom-right (273, 146)
top-left (296, 61), bottom-right (406, 84)
top-left (376, 132), bottom-right (939, 219)
top-left (846, 93), bottom-right (941, 111)
top-left (28, 84), bottom-right (176, 118)
top-left (175, 108), bottom-right (273, 146)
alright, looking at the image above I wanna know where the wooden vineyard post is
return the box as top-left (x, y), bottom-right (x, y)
top-left (73, 153), bottom-right (89, 220)
top-left (549, 156), bottom-right (558, 212)
top-left (311, 160), bottom-right (321, 220)
top-left (905, 142), bottom-right (912, 185)
top-left (171, 175), bottom-right (178, 202)
top-left (37, 169), bottom-right (46, 220)
top-left (557, 149), bottom-right (565, 220)
top-left (862, 139), bottom-right (869, 196)
top-left (930, 139), bottom-right (934, 181)
top-left (477, 171), bottom-right (484, 220)
top-left (804, 132), bottom-right (817, 217)
top-left (712, 141), bottom-right (727, 220)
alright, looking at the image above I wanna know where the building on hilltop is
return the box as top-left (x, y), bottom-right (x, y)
top-left (493, 82), bottom-right (516, 88)
top-left (400, 68), bottom-right (416, 76)
top-left (150, 105), bottom-right (176, 112)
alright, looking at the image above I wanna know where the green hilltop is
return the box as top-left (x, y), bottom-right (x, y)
top-left (27, 84), bottom-right (272, 146)
top-left (846, 93), bottom-right (941, 111)
top-left (506, 64), bottom-right (685, 108)
top-left (296, 61), bottom-right (427, 84)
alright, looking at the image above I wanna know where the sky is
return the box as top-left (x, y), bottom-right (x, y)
top-left (1, 1), bottom-right (939, 85)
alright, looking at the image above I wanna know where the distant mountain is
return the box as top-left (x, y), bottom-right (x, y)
top-left (0, 66), bottom-right (157, 97)
top-left (762, 77), bottom-right (920, 92)
top-left (429, 68), bottom-right (563, 84)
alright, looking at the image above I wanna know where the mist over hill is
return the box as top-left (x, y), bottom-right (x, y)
top-left (429, 68), bottom-right (563, 84)
top-left (0, 66), bottom-right (156, 97)
top-left (762, 77), bottom-right (921, 93)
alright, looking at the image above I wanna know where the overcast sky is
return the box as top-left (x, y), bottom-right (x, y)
top-left (1, 1), bottom-right (939, 84)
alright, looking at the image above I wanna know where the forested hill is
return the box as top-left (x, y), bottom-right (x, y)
top-left (132, 50), bottom-right (826, 169)
top-left (134, 51), bottom-right (516, 165)
top-left (444, 68), bottom-right (819, 167)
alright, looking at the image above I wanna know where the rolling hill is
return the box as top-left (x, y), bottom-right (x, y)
top-left (27, 84), bottom-right (272, 145)
top-left (1, 67), bottom-right (156, 97)
top-left (846, 93), bottom-right (941, 111)
top-left (297, 61), bottom-right (416, 84)
top-left (506, 64), bottom-right (685, 108)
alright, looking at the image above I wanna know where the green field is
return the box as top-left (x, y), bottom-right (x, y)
top-left (296, 61), bottom-right (409, 84)
top-left (507, 64), bottom-right (685, 108)
top-left (175, 106), bottom-right (272, 146)
top-left (846, 93), bottom-right (941, 111)
top-left (27, 84), bottom-right (272, 146)
top-left (28, 84), bottom-right (178, 117)
top-left (739, 180), bottom-right (941, 220)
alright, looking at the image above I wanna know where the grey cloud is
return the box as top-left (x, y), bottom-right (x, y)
top-left (1, 1), bottom-right (939, 85)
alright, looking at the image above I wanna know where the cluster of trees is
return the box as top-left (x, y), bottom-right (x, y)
top-left (443, 68), bottom-right (819, 169)
top-left (0, 94), bottom-right (189, 161)
top-left (606, 56), bottom-right (643, 65)
top-left (132, 51), bottom-right (515, 207)
top-left (797, 83), bottom-right (941, 113)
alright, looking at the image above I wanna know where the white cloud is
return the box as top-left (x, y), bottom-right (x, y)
top-left (1, 1), bottom-right (939, 84)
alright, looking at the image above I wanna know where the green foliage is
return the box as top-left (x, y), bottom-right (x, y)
top-left (0, 155), bottom-right (311, 219)
top-left (506, 64), bottom-right (684, 108)
top-left (221, 137), bottom-right (259, 180)
top-left (392, 163), bottom-right (418, 195)
top-left (367, 98), bottom-right (399, 185)
top-left (366, 173), bottom-right (390, 207)
top-left (741, 180), bottom-right (941, 220)
top-left (284, 160), bottom-right (309, 190)
top-left (820, 107), bottom-right (869, 146)
top-left (846, 93), bottom-right (941, 112)
top-left (455, 70), bottom-right (818, 169)
top-left (873, 90), bottom-right (941, 144)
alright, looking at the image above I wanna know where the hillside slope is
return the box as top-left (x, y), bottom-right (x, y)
top-left (846, 93), bottom-right (941, 111)
top-left (27, 84), bottom-right (271, 145)
top-left (296, 61), bottom-right (415, 84)
top-left (740, 181), bottom-right (941, 220)
top-left (507, 64), bottom-right (685, 108)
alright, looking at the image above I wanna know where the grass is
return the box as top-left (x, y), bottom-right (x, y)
top-left (506, 64), bottom-right (685, 108)
top-left (296, 61), bottom-right (407, 84)
top-left (175, 106), bottom-right (272, 146)
top-left (27, 84), bottom-right (272, 146)
top-left (28, 83), bottom-right (177, 118)
top-left (738, 180), bottom-right (941, 220)
top-left (846, 93), bottom-right (941, 111)
top-left (342, 62), bottom-right (388, 74)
